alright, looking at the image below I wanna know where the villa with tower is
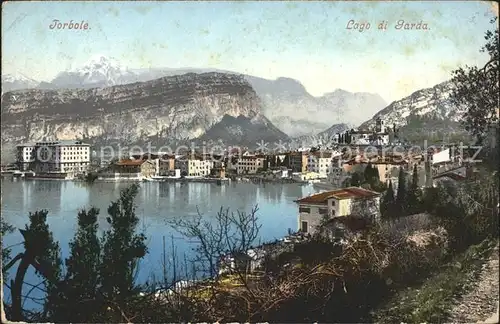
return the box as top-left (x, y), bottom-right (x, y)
top-left (348, 117), bottom-right (391, 146)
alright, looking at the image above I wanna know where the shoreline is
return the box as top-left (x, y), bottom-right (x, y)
top-left (2, 173), bottom-right (309, 185)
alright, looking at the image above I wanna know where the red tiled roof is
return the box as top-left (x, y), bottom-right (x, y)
top-left (296, 187), bottom-right (380, 204)
top-left (131, 153), bottom-right (162, 160)
top-left (240, 155), bottom-right (264, 160)
top-left (309, 152), bottom-right (335, 158)
top-left (433, 172), bottom-right (467, 181)
top-left (116, 159), bottom-right (146, 166)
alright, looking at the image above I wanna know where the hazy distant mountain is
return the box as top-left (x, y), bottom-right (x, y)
top-left (267, 116), bottom-right (331, 138)
top-left (293, 123), bottom-right (351, 147)
top-left (317, 123), bottom-right (351, 138)
top-left (1, 73), bottom-right (39, 93)
top-left (243, 76), bottom-right (387, 137)
top-left (320, 89), bottom-right (387, 128)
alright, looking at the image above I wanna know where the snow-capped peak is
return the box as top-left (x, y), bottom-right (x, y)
top-left (71, 55), bottom-right (125, 73)
top-left (56, 55), bottom-right (137, 87)
top-left (1, 72), bottom-right (38, 85)
top-left (1, 72), bottom-right (40, 93)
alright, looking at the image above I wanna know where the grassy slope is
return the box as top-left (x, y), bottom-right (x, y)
top-left (371, 238), bottom-right (498, 323)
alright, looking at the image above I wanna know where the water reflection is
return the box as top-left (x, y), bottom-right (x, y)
top-left (1, 180), bottom-right (321, 297)
top-left (259, 183), bottom-right (284, 204)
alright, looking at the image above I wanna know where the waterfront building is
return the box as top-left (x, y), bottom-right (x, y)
top-left (16, 140), bottom-right (91, 177)
top-left (158, 154), bottom-right (176, 176)
top-left (236, 154), bottom-right (265, 174)
top-left (99, 159), bottom-right (156, 180)
top-left (305, 152), bottom-right (338, 178)
top-left (175, 155), bottom-right (213, 177)
top-left (287, 151), bottom-right (308, 173)
top-left (211, 166), bottom-right (226, 178)
top-left (16, 143), bottom-right (36, 171)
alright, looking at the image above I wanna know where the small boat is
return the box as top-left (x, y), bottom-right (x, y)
top-left (12, 170), bottom-right (24, 178)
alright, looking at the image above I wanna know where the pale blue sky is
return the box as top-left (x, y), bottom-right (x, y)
top-left (1, 1), bottom-right (497, 101)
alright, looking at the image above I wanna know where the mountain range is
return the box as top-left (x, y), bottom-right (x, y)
top-left (1, 73), bottom-right (280, 149)
top-left (359, 80), bottom-right (465, 130)
top-left (2, 73), bottom-right (39, 93)
top-left (2, 56), bottom-right (387, 138)
top-left (1, 56), bottom-right (467, 149)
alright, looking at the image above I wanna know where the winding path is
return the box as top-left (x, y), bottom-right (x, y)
top-left (448, 244), bottom-right (499, 324)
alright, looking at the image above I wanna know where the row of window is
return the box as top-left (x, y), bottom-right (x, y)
top-left (299, 206), bottom-right (334, 214)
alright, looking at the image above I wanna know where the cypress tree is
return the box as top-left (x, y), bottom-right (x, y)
top-left (100, 184), bottom-right (147, 299)
top-left (407, 164), bottom-right (422, 214)
top-left (364, 163), bottom-right (381, 188)
top-left (351, 172), bottom-right (362, 187)
top-left (270, 156), bottom-right (276, 168)
top-left (282, 155), bottom-right (289, 167)
top-left (57, 207), bottom-right (101, 322)
top-left (364, 163), bottom-right (372, 182)
top-left (372, 165), bottom-right (380, 183)
top-left (395, 166), bottom-right (407, 216)
top-left (381, 180), bottom-right (396, 219)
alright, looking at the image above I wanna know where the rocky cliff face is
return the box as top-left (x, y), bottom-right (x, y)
top-left (359, 81), bottom-right (465, 130)
top-left (197, 114), bottom-right (290, 148)
top-left (2, 57), bottom-right (388, 138)
top-left (0, 72), bottom-right (265, 146)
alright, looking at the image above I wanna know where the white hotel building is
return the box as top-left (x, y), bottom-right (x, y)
top-left (16, 140), bottom-right (91, 176)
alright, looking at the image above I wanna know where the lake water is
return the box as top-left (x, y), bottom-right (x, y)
top-left (1, 179), bottom-right (318, 306)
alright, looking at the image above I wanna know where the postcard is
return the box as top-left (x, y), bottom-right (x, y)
top-left (1, 1), bottom-right (498, 323)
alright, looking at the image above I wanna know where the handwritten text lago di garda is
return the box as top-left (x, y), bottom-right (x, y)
top-left (346, 20), bottom-right (429, 32)
top-left (49, 20), bottom-right (90, 30)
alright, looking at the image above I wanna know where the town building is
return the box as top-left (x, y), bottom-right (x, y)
top-left (287, 151), bottom-right (308, 173)
top-left (175, 155), bottom-right (213, 177)
top-left (320, 215), bottom-right (373, 244)
top-left (327, 158), bottom-right (352, 187)
top-left (349, 130), bottom-right (374, 145)
top-left (236, 155), bottom-right (265, 174)
top-left (348, 118), bottom-right (390, 146)
top-left (432, 165), bottom-right (477, 187)
top-left (211, 166), bottom-right (226, 178)
top-left (305, 152), bottom-right (337, 178)
top-left (16, 143), bottom-right (36, 171)
top-left (295, 187), bottom-right (381, 235)
top-left (131, 153), bottom-right (162, 175)
top-left (17, 140), bottom-right (91, 177)
top-left (99, 159), bottom-right (156, 180)
top-left (158, 154), bottom-right (176, 176)
top-left (225, 155), bottom-right (238, 173)
top-left (292, 171), bottom-right (322, 182)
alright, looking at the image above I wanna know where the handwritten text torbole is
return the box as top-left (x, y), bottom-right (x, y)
top-left (49, 20), bottom-right (89, 30)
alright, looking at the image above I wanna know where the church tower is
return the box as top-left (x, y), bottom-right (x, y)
top-left (375, 117), bottom-right (385, 133)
